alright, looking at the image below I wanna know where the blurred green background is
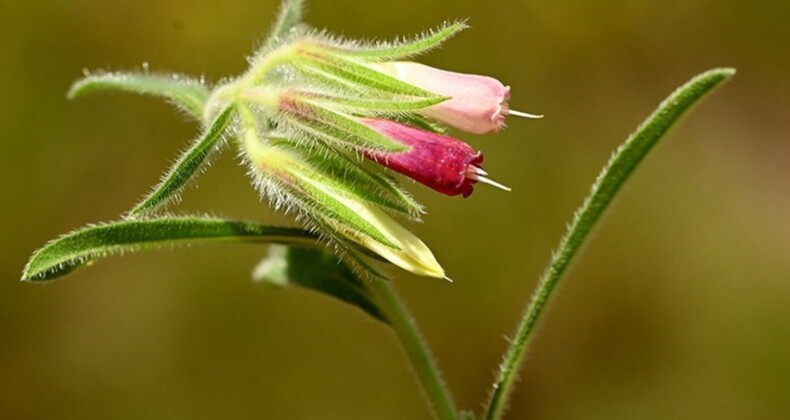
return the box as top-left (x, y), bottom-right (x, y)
top-left (2, 0), bottom-right (789, 418)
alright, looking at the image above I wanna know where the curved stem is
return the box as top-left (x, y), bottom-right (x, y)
top-left (371, 280), bottom-right (459, 420)
top-left (483, 68), bottom-right (735, 420)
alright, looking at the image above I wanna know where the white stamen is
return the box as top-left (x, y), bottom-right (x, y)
top-left (442, 275), bottom-right (454, 283)
top-left (467, 173), bottom-right (512, 192)
top-left (467, 166), bottom-right (488, 176)
top-left (508, 109), bottom-right (544, 119)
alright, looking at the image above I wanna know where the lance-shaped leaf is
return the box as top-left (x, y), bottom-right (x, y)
top-left (326, 21), bottom-right (469, 61)
top-left (127, 106), bottom-right (234, 218)
top-left (254, 245), bottom-right (388, 323)
top-left (484, 67), bottom-right (737, 420)
top-left (68, 71), bottom-right (210, 120)
top-left (22, 216), bottom-right (318, 282)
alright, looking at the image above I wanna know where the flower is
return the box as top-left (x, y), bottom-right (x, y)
top-left (373, 62), bottom-right (507, 134)
top-left (362, 118), bottom-right (509, 197)
top-left (373, 62), bottom-right (542, 134)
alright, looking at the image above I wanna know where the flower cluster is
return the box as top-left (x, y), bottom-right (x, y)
top-left (68, 9), bottom-right (540, 280)
top-left (196, 19), bottom-right (542, 279)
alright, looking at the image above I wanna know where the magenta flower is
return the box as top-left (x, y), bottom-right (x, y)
top-left (362, 118), bottom-right (509, 197)
top-left (374, 62), bottom-right (542, 134)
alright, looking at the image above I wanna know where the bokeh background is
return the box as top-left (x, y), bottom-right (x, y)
top-left (2, 0), bottom-right (789, 418)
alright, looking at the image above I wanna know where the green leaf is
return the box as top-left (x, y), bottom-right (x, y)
top-left (334, 21), bottom-right (468, 61)
top-left (68, 71), bottom-right (209, 120)
top-left (484, 68), bottom-right (736, 420)
top-left (254, 245), bottom-right (388, 323)
top-left (23, 217), bottom-right (318, 282)
top-left (127, 106), bottom-right (235, 218)
top-left (257, 0), bottom-right (305, 54)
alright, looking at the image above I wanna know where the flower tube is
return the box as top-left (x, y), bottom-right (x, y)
top-left (374, 62), bottom-right (542, 134)
top-left (362, 118), bottom-right (509, 197)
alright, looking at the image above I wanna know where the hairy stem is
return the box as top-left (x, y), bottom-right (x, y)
top-left (261, 0), bottom-right (304, 52)
top-left (484, 68), bottom-right (735, 420)
top-left (371, 280), bottom-right (459, 420)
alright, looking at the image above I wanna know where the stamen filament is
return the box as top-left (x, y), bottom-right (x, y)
top-left (467, 173), bottom-right (512, 192)
top-left (467, 166), bottom-right (488, 176)
top-left (508, 109), bottom-right (544, 119)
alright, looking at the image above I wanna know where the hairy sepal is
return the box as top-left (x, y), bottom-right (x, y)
top-left (245, 139), bottom-right (443, 278)
top-left (290, 43), bottom-right (440, 97)
top-left (270, 137), bottom-right (424, 219)
top-left (271, 96), bottom-right (410, 153)
top-left (316, 21), bottom-right (469, 61)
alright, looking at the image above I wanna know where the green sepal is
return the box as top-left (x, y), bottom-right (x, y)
top-left (276, 97), bottom-right (409, 152)
top-left (293, 47), bottom-right (438, 97)
top-left (127, 106), bottom-right (235, 218)
top-left (243, 119), bottom-right (423, 279)
top-left (394, 113), bottom-right (449, 134)
top-left (247, 139), bottom-right (446, 278)
top-left (22, 216), bottom-right (317, 282)
top-left (250, 169), bottom-right (392, 280)
top-left (328, 21), bottom-right (468, 61)
top-left (309, 217), bottom-right (391, 281)
top-left (288, 66), bottom-right (372, 95)
top-left (271, 138), bottom-right (424, 219)
top-left (68, 71), bottom-right (209, 121)
top-left (290, 163), bottom-right (401, 249)
top-left (254, 245), bottom-right (389, 323)
top-left (246, 140), bottom-right (399, 250)
top-left (311, 94), bottom-right (449, 114)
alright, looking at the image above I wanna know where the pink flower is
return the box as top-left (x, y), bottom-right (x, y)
top-left (375, 62), bottom-right (541, 134)
top-left (362, 118), bottom-right (508, 197)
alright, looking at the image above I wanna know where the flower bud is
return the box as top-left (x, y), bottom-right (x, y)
top-left (362, 118), bottom-right (509, 197)
top-left (245, 134), bottom-right (445, 278)
top-left (374, 62), bottom-right (512, 134)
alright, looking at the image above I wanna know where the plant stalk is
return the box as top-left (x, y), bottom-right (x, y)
top-left (483, 68), bottom-right (735, 420)
top-left (371, 280), bottom-right (459, 420)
